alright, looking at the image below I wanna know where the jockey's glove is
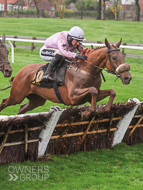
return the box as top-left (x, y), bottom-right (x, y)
top-left (75, 54), bottom-right (87, 60)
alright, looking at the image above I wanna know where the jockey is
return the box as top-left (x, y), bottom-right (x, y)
top-left (40, 26), bottom-right (87, 82)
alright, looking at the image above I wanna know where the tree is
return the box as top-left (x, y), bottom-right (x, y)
top-left (113, 0), bottom-right (120, 20)
top-left (135, 0), bottom-right (140, 21)
top-left (16, 0), bottom-right (21, 18)
top-left (102, 0), bottom-right (105, 20)
top-left (33, 0), bottom-right (40, 18)
top-left (65, 0), bottom-right (98, 11)
top-left (110, 0), bottom-right (122, 20)
top-left (54, 0), bottom-right (65, 19)
top-left (69, 0), bottom-right (98, 19)
top-left (97, 0), bottom-right (101, 20)
top-left (65, 0), bottom-right (98, 20)
top-left (79, 0), bottom-right (83, 19)
top-left (75, 0), bottom-right (85, 19)
top-left (65, 0), bottom-right (84, 19)
top-left (33, 0), bottom-right (52, 18)
top-left (25, 0), bottom-right (33, 9)
top-left (64, 0), bottom-right (77, 4)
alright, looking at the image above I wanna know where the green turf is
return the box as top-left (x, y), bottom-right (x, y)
top-left (1, 143), bottom-right (143, 190)
top-left (0, 18), bottom-right (143, 43)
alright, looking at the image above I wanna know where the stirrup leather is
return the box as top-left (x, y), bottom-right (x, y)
top-left (41, 74), bottom-right (54, 81)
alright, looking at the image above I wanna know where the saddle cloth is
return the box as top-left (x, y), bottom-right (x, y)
top-left (31, 61), bottom-right (67, 89)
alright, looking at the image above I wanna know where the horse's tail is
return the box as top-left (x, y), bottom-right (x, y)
top-left (0, 76), bottom-right (15, 91)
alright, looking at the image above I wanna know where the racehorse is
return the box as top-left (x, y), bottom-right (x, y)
top-left (0, 38), bottom-right (132, 119)
top-left (0, 34), bottom-right (12, 77)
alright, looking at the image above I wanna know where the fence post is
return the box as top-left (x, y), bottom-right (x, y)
top-left (31, 37), bottom-right (36, 51)
top-left (122, 42), bottom-right (126, 55)
top-left (13, 36), bottom-right (17, 47)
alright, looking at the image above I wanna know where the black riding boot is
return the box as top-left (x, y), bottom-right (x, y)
top-left (41, 54), bottom-right (62, 82)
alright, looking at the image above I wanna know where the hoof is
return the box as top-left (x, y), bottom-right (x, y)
top-left (81, 111), bottom-right (91, 121)
top-left (96, 106), bottom-right (105, 114)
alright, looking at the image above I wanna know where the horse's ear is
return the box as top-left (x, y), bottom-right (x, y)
top-left (105, 38), bottom-right (111, 50)
top-left (116, 38), bottom-right (122, 48)
top-left (1, 34), bottom-right (5, 45)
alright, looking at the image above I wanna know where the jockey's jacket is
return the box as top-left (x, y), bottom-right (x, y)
top-left (44, 31), bottom-right (85, 59)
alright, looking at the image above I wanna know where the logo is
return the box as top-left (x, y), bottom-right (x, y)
top-left (8, 165), bottom-right (49, 181)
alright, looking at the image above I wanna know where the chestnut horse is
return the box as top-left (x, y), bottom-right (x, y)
top-left (0, 38), bottom-right (132, 119)
top-left (0, 34), bottom-right (12, 77)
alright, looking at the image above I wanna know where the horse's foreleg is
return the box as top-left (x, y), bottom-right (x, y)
top-left (97, 89), bottom-right (116, 113)
top-left (68, 87), bottom-right (98, 119)
top-left (18, 94), bottom-right (46, 114)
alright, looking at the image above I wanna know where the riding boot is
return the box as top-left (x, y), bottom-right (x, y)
top-left (41, 54), bottom-right (63, 82)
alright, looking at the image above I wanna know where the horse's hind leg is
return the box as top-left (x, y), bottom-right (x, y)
top-left (18, 94), bottom-right (46, 114)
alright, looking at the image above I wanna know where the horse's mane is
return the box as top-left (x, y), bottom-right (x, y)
top-left (82, 44), bottom-right (118, 57)
top-left (93, 46), bottom-right (106, 51)
top-left (81, 46), bottom-right (106, 57)
top-left (111, 44), bottom-right (117, 48)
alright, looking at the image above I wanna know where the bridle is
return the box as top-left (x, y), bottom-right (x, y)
top-left (106, 49), bottom-right (120, 77)
top-left (66, 48), bottom-right (123, 82)
top-left (84, 48), bottom-right (121, 78)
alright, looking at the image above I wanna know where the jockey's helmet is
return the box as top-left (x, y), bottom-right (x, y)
top-left (68, 26), bottom-right (85, 41)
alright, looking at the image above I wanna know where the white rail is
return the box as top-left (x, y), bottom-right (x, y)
top-left (1, 37), bottom-right (143, 63)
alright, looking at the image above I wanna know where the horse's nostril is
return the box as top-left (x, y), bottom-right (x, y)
top-left (124, 77), bottom-right (129, 81)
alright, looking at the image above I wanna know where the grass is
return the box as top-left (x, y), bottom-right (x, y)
top-left (0, 18), bottom-right (143, 43)
top-left (0, 18), bottom-right (143, 189)
top-left (1, 143), bottom-right (143, 190)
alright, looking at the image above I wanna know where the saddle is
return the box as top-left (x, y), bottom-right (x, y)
top-left (31, 60), bottom-right (68, 89)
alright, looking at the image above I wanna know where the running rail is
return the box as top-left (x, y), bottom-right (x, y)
top-left (0, 37), bottom-right (143, 63)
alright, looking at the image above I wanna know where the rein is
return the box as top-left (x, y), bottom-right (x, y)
top-left (84, 48), bottom-right (120, 78)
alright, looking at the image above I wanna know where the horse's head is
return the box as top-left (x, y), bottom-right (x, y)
top-left (0, 34), bottom-right (12, 77)
top-left (105, 38), bottom-right (132, 85)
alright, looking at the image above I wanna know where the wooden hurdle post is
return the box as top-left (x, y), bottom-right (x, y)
top-left (25, 124), bottom-right (28, 155)
top-left (80, 116), bottom-right (95, 144)
top-left (0, 125), bottom-right (12, 154)
top-left (129, 115), bottom-right (143, 137)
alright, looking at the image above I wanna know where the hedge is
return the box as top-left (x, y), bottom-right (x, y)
top-left (56, 11), bottom-right (97, 18)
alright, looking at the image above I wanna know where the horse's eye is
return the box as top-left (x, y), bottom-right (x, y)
top-left (112, 57), bottom-right (116, 61)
